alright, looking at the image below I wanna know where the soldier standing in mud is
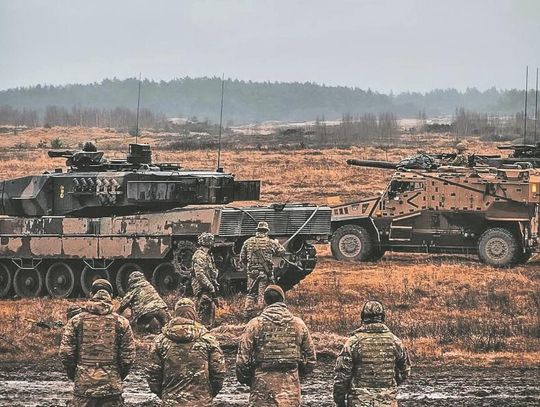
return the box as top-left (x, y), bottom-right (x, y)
top-left (146, 298), bottom-right (226, 406)
top-left (117, 271), bottom-right (170, 333)
top-left (59, 281), bottom-right (135, 407)
top-left (191, 232), bottom-right (221, 328)
top-left (240, 221), bottom-right (286, 321)
top-left (236, 285), bottom-right (316, 407)
top-left (333, 300), bottom-right (411, 407)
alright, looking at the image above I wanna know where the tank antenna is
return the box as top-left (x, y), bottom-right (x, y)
top-left (524, 66), bottom-right (529, 144)
top-left (135, 73), bottom-right (142, 144)
top-left (534, 67), bottom-right (538, 143)
top-left (216, 74), bottom-right (225, 171)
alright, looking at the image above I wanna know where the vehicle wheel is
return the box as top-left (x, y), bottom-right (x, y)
top-left (81, 266), bottom-right (111, 297)
top-left (45, 262), bottom-right (76, 298)
top-left (478, 228), bottom-right (519, 267)
top-left (171, 240), bottom-right (197, 276)
top-left (152, 262), bottom-right (180, 296)
top-left (331, 225), bottom-right (375, 261)
top-left (0, 262), bottom-right (13, 298)
top-left (115, 263), bottom-right (143, 296)
top-left (515, 248), bottom-right (533, 265)
top-left (13, 268), bottom-right (43, 298)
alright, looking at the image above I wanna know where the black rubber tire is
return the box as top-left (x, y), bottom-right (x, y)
top-left (152, 262), bottom-right (180, 296)
top-left (478, 227), bottom-right (519, 267)
top-left (331, 225), bottom-right (375, 262)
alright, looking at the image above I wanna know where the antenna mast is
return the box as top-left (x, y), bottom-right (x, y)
top-left (524, 66), bottom-right (528, 144)
top-left (217, 74), bottom-right (225, 171)
top-left (135, 73), bottom-right (142, 144)
top-left (535, 67), bottom-right (539, 142)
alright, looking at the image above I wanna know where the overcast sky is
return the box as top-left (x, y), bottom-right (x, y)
top-left (0, 0), bottom-right (538, 92)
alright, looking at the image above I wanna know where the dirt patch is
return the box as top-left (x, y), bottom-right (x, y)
top-left (0, 358), bottom-right (538, 407)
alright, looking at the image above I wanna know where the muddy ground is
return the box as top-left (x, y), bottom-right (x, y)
top-left (0, 356), bottom-right (538, 407)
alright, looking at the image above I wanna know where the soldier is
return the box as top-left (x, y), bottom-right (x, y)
top-left (146, 298), bottom-right (226, 406)
top-left (240, 221), bottom-right (286, 321)
top-left (236, 285), bottom-right (316, 407)
top-left (451, 142), bottom-right (469, 166)
top-left (333, 300), bottom-right (411, 407)
top-left (191, 232), bottom-right (220, 328)
top-left (59, 282), bottom-right (135, 407)
top-left (82, 141), bottom-right (97, 152)
top-left (117, 271), bottom-right (170, 333)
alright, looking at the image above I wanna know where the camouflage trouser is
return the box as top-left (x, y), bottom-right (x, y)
top-left (137, 309), bottom-right (171, 334)
top-left (248, 368), bottom-right (301, 407)
top-left (68, 395), bottom-right (124, 407)
top-left (243, 271), bottom-right (270, 322)
top-left (196, 293), bottom-right (216, 328)
top-left (347, 387), bottom-right (398, 407)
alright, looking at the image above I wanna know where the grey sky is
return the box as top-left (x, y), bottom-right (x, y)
top-left (0, 0), bottom-right (538, 92)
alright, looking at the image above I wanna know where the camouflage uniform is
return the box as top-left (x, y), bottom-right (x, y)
top-left (333, 301), bottom-right (411, 407)
top-left (236, 300), bottom-right (316, 407)
top-left (451, 143), bottom-right (468, 166)
top-left (59, 290), bottom-right (135, 407)
top-left (191, 233), bottom-right (220, 328)
top-left (146, 298), bottom-right (226, 406)
top-left (117, 271), bottom-right (170, 332)
top-left (240, 224), bottom-right (286, 320)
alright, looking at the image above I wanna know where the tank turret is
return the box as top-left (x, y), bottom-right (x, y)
top-left (0, 143), bottom-right (260, 217)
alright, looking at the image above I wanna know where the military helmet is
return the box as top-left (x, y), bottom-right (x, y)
top-left (264, 284), bottom-right (285, 301)
top-left (361, 300), bottom-right (385, 323)
top-left (174, 298), bottom-right (197, 319)
top-left (91, 278), bottom-right (113, 295)
top-left (127, 271), bottom-right (145, 285)
top-left (455, 142), bottom-right (467, 152)
top-left (198, 232), bottom-right (215, 247)
top-left (257, 221), bottom-right (269, 231)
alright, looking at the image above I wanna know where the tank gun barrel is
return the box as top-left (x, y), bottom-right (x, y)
top-left (48, 150), bottom-right (75, 158)
top-left (346, 159), bottom-right (397, 169)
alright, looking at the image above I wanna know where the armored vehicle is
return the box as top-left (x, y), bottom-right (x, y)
top-left (330, 155), bottom-right (540, 267)
top-left (0, 144), bottom-right (330, 298)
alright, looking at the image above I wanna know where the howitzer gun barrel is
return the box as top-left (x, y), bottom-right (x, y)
top-left (48, 150), bottom-right (75, 158)
top-left (346, 159), bottom-right (397, 169)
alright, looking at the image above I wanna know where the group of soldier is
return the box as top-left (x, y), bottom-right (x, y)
top-left (59, 221), bottom-right (411, 407)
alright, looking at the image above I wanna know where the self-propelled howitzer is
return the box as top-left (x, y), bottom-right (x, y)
top-left (0, 144), bottom-right (331, 299)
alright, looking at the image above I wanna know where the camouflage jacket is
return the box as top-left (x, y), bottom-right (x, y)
top-left (191, 247), bottom-right (219, 297)
top-left (236, 302), bottom-right (316, 406)
top-left (118, 278), bottom-right (167, 320)
top-left (451, 153), bottom-right (468, 166)
top-left (240, 232), bottom-right (286, 274)
top-left (333, 323), bottom-right (411, 407)
top-left (146, 317), bottom-right (226, 406)
top-left (59, 293), bottom-right (135, 397)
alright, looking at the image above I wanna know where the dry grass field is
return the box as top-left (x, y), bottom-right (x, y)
top-left (0, 127), bottom-right (538, 368)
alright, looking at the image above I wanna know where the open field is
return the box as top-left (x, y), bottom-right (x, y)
top-left (0, 127), bottom-right (538, 404)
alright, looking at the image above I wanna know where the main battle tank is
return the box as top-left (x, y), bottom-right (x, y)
top-left (0, 143), bottom-right (331, 298)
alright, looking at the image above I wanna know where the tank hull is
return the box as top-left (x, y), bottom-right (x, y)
top-left (0, 204), bottom-right (331, 298)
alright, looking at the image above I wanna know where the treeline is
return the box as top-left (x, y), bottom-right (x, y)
top-left (0, 105), bottom-right (165, 129)
top-left (0, 77), bottom-right (537, 123)
top-left (311, 113), bottom-right (398, 144)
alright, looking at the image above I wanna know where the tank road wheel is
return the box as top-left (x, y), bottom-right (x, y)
top-left (115, 263), bottom-right (143, 296)
top-left (478, 228), bottom-right (519, 267)
top-left (45, 262), bottom-right (76, 298)
top-left (152, 262), bottom-right (180, 296)
top-left (331, 225), bottom-right (374, 262)
top-left (13, 268), bottom-right (43, 298)
top-left (0, 263), bottom-right (12, 298)
top-left (171, 240), bottom-right (198, 290)
top-left (81, 266), bottom-right (111, 297)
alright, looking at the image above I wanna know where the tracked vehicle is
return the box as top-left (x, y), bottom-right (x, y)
top-left (330, 155), bottom-right (540, 267)
top-left (0, 144), bottom-right (330, 298)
